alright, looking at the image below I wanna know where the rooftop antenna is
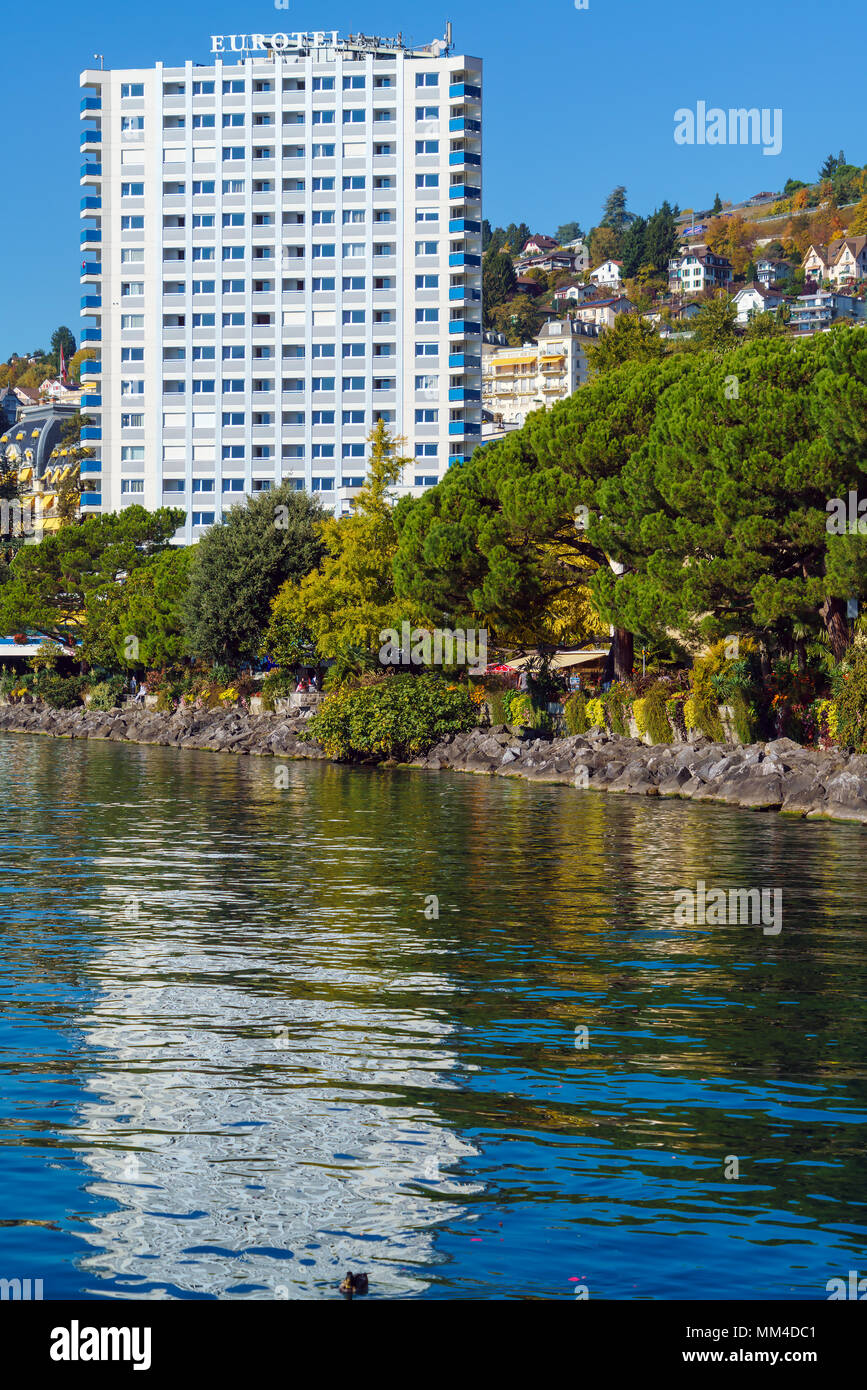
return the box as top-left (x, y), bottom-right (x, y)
top-left (446, 21), bottom-right (453, 50)
top-left (93, 53), bottom-right (104, 70)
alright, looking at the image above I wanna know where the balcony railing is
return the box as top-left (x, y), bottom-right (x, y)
top-left (449, 252), bottom-right (481, 268)
top-left (449, 184), bottom-right (481, 202)
top-left (80, 96), bottom-right (101, 115)
top-left (448, 319), bottom-right (481, 335)
top-left (80, 394), bottom-right (102, 409)
top-left (80, 163), bottom-right (102, 180)
top-left (80, 196), bottom-right (101, 213)
top-left (449, 353), bottom-right (481, 369)
top-left (80, 493), bottom-right (102, 507)
top-left (80, 228), bottom-right (101, 245)
top-left (80, 295), bottom-right (101, 310)
top-left (449, 83), bottom-right (481, 100)
top-left (448, 150), bottom-right (481, 167)
top-left (448, 387), bottom-right (481, 402)
top-left (80, 327), bottom-right (101, 343)
top-left (449, 116), bottom-right (481, 134)
top-left (449, 218), bottom-right (481, 235)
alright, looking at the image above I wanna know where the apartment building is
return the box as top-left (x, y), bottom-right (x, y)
top-left (667, 245), bottom-right (732, 295)
top-left (78, 29), bottom-right (483, 539)
top-left (481, 317), bottom-right (598, 426)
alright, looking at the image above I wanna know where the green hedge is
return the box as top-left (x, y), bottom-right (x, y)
top-left (305, 673), bottom-right (479, 760)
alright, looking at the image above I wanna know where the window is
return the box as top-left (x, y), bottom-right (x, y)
top-left (313, 210), bottom-right (335, 224)
top-left (343, 243), bottom-right (364, 259)
top-left (253, 114), bottom-right (274, 126)
top-left (312, 344), bottom-right (335, 358)
top-left (193, 312), bottom-right (216, 326)
top-left (222, 178), bottom-right (245, 193)
top-left (223, 316), bottom-right (246, 331)
top-left (343, 176), bottom-right (366, 191)
top-left (373, 378), bottom-right (395, 391)
top-left (121, 347), bottom-right (144, 362)
top-left (222, 447), bottom-right (245, 460)
top-left (416, 208), bottom-right (438, 223)
top-left (312, 177), bottom-right (335, 191)
top-left (251, 480), bottom-right (273, 493)
top-left (122, 379), bottom-right (145, 395)
top-left (222, 212), bottom-right (244, 227)
top-left (374, 176), bottom-right (395, 189)
top-left (223, 345), bottom-right (245, 360)
top-left (253, 213), bottom-right (273, 226)
top-left (193, 114), bottom-right (215, 128)
top-left (223, 478), bottom-right (244, 491)
top-left (193, 214), bottom-right (215, 228)
top-left (192, 279), bottom-right (216, 293)
top-left (163, 479), bottom-right (185, 493)
top-left (342, 443), bottom-right (365, 458)
top-left (193, 346), bottom-right (215, 360)
top-left (416, 409), bottom-right (438, 423)
top-left (312, 243), bottom-right (335, 258)
top-left (223, 79), bottom-right (245, 93)
top-left (121, 115), bottom-right (144, 131)
top-left (343, 75), bottom-right (365, 90)
top-left (193, 179), bottom-right (216, 194)
top-left (415, 475), bottom-right (438, 488)
top-left (416, 106), bottom-right (439, 121)
top-left (192, 512), bottom-right (216, 526)
top-left (121, 249), bottom-right (144, 265)
top-left (313, 109), bottom-right (335, 124)
top-left (312, 377), bottom-right (335, 391)
top-left (343, 343), bottom-right (364, 358)
top-left (311, 477), bottom-right (334, 491)
top-left (415, 443), bottom-right (438, 457)
top-left (343, 376), bottom-right (364, 392)
top-left (222, 245), bottom-right (244, 259)
top-left (416, 274), bottom-right (439, 289)
top-left (312, 277), bottom-right (335, 291)
top-left (283, 344), bottom-right (305, 358)
top-left (121, 182), bottom-right (144, 197)
top-left (193, 246), bottom-right (215, 261)
top-left (343, 209), bottom-right (365, 224)
top-left (192, 478), bottom-right (215, 492)
top-left (416, 342), bottom-right (438, 357)
top-left (416, 173), bottom-right (439, 188)
top-left (223, 379), bottom-right (244, 393)
top-left (121, 412), bottom-right (144, 428)
top-left (416, 140), bottom-right (439, 154)
top-left (163, 181), bottom-right (185, 195)
top-left (312, 444), bottom-right (334, 458)
top-left (416, 73), bottom-right (438, 87)
top-left (222, 279), bottom-right (244, 293)
top-left (122, 281), bottom-right (144, 296)
top-left (343, 276), bottom-right (366, 291)
top-left (222, 413), bottom-right (245, 427)
top-left (312, 76), bottom-right (335, 90)
top-left (223, 113), bottom-right (244, 128)
top-left (192, 379), bottom-right (215, 394)
top-left (343, 309), bottom-right (365, 323)
top-left (416, 308), bottom-right (439, 322)
top-left (121, 215), bottom-right (144, 231)
top-left (121, 478), bottom-right (145, 493)
top-left (312, 410), bottom-right (335, 425)
top-left (415, 374), bottom-right (439, 391)
top-left (416, 241), bottom-right (439, 256)
top-left (311, 143), bottom-right (335, 158)
top-left (343, 108), bottom-right (365, 123)
top-left (373, 143), bottom-right (394, 156)
top-left (343, 410), bottom-right (365, 424)
top-left (223, 147), bottom-right (245, 161)
top-left (121, 82), bottom-right (145, 97)
top-left (193, 80), bottom-right (215, 95)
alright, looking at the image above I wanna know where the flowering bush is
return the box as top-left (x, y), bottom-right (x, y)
top-left (305, 673), bottom-right (479, 761)
top-left (585, 697), bottom-right (606, 729)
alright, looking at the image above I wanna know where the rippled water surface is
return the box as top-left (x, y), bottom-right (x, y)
top-left (0, 734), bottom-right (865, 1300)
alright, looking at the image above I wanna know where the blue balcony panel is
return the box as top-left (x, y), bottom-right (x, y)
top-left (448, 150), bottom-right (481, 167)
top-left (448, 320), bottom-right (481, 336)
top-left (81, 427), bottom-right (102, 441)
top-left (80, 128), bottom-right (101, 145)
top-left (80, 97), bottom-right (102, 114)
top-left (80, 328), bottom-right (102, 343)
top-left (448, 287), bottom-right (481, 302)
top-left (80, 460), bottom-right (102, 473)
top-left (80, 228), bottom-right (101, 244)
top-left (80, 196), bottom-right (101, 212)
top-left (448, 353), bottom-right (481, 369)
top-left (80, 163), bottom-right (102, 178)
top-left (448, 185), bottom-right (481, 202)
top-left (80, 263), bottom-right (101, 277)
top-left (449, 387), bottom-right (481, 402)
top-left (449, 218), bottom-right (481, 235)
top-left (449, 83), bottom-right (481, 100)
top-left (449, 116), bottom-right (481, 133)
top-left (80, 395), bottom-right (102, 409)
top-left (80, 295), bottom-right (101, 309)
top-left (449, 252), bottom-right (481, 268)
top-left (80, 359), bottom-right (101, 374)
top-left (80, 493), bottom-right (102, 507)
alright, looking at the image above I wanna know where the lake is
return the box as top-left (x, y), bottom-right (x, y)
top-left (0, 733), bottom-right (865, 1300)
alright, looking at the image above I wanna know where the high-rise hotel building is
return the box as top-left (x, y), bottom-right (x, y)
top-left (78, 30), bottom-right (483, 540)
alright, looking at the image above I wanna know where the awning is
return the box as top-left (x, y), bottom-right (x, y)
top-left (506, 648), bottom-right (610, 672)
top-left (18, 466), bottom-right (33, 482)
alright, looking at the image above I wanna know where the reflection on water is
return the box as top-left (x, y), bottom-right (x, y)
top-left (0, 734), bottom-right (865, 1299)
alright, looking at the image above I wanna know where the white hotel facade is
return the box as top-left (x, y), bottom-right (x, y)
top-left (78, 30), bottom-right (483, 540)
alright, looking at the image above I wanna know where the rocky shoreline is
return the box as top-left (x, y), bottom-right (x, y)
top-left (1, 702), bottom-right (866, 825)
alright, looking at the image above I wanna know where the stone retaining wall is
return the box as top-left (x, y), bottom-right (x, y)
top-left (0, 704), bottom-right (864, 826)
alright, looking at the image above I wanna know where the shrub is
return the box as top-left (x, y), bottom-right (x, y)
top-left (507, 692), bottom-right (533, 727)
top-left (643, 684), bottom-right (673, 743)
top-left (86, 678), bottom-right (124, 710)
top-left (38, 674), bottom-right (84, 709)
top-left (564, 691), bottom-right (588, 735)
top-left (585, 696), bottom-right (606, 729)
top-left (832, 646), bottom-right (867, 750)
top-left (305, 673), bottom-right (479, 760)
top-left (604, 686), bottom-right (628, 734)
top-left (487, 690), bottom-right (510, 725)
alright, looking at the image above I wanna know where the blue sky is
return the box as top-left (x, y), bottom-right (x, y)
top-left (0, 0), bottom-right (859, 356)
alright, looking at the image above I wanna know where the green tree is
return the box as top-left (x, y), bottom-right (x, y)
top-left (556, 221), bottom-right (583, 245)
top-left (482, 248), bottom-right (517, 325)
top-left (183, 483), bottom-right (323, 666)
top-left (601, 185), bottom-right (633, 233)
top-left (266, 421), bottom-right (415, 658)
top-left (0, 506), bottom-right (183, 648)
top-left (712, 192), bottom-right (723, 214)
top-left (691, 294), bottom-right (739, 351)
top-left (490, 293), bottom-right (542, 345)
top-left (50, 326), bottom-right (77, 371)
top-left (619, 216), bottom-right (648, 278)
top-left (587, 224), bottom-right (621, 266)
top-left (585, 313), bottom-right (667, 375)
top-left (644, 202), bottom-right (680, 274)
top-left (83, 545), bottom-right (195, 671)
